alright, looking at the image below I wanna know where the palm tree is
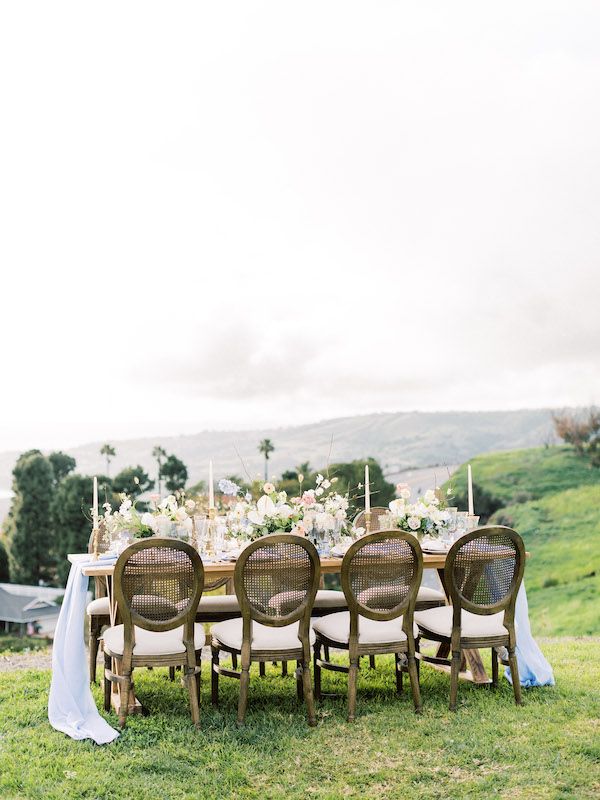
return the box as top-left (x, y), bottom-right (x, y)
top-left (152, 446), bottom-right (167, 497)
top-left (258, 438), bottom-right (275, 482)
top-left (100, 443), bottom-right (116, 477)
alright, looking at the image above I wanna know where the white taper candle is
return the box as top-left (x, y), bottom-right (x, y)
top-left (208, 460), bottom-right (215, 509)
top-left (92, 476), bottom-right (99, 528)
top-left (364, 464), bottom-right (370, 513)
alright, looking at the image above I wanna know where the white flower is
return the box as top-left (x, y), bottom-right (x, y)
top-left (133, 476), bottom-right (140, 485)
top-left (291, 522), bottom-right (307, 537)
top-left (263, 482), bottom-right (275, 495)
top-left (389, 499), bottom-right (406, 517)
top-left (175, 506), bottom-right (188, 522)
top-left (185, 499), bottom-right (196, 512)
top-left (315, 487), bottom-right (324, 497)
top-left (407, 516), bottom-right (421, 531)
top-left (103, 502), bottom-right (112, 513)
top-left (316, 474), bottom-right (324, 485)
top-left (396, 482), bottom-right (411, 500)
top-left (276, 504), bottom-right (293, 519)
top-left (277, 491), bottom-right (288, 503)
top-left (140, 512), bottom-right (154, 528)
top-left (424, 489), bottom-right (437, 503)
top-left (321, 479), bottom-right (331, 490)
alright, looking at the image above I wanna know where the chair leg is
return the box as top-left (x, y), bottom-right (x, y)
top-left (508, 648), bottom-right (523, 706)
top-left (169, 666), bottom-right (176, 681)
top-left (103, 652), bottom-right (112, 712)
top-left (89, 617), bottom-right (100, 683)
top-left (186, 667), bottom-right (200, 728)
top-left (449, 650), bottom-right (461, 711)
top-left (348, 659), bottom-right (359, 722)
top-left (259, 661), bottom-right (266, 677)
top-left (491, 647), bottom-right (499, 688)
top-left (314, 642), bottom-right (322, 702)
top-left (281, 660), bottom-right (288, 677)
top-left (323, 644), bottom-right (330, 661)
top-left (211, 646), bottom-right (219, 707)
top-left (237, 663), bottom-right (250, 725)
top-left (301, 660), bottom-right (317, 727)
top-left (119, 672), bottom-right (132, 728)
top-left (395, 653), bottom-right (403, 694)
top-left (369, 655), bottom-right (376, 669)
top-left (231, 652), bottom-right (238, 670)
top-left (196, 655), bottom-right (201, 705)
top-left (296, 660), bottom-right (304, 701)
top-left (407, 653), bottom-right (422, 714)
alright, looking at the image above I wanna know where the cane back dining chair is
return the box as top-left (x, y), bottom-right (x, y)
top-left (414, 525), bottom-right (525, 710)
top-left (211, 534), bottom-right (320, 726)
top-left (102, 538), bottom-right (205, 727)
top-left (312, 530), bottom-right (423, 721)
top-left (87, 523), bottom-right (112, 683)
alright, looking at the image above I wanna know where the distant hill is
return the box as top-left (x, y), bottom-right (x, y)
top-left (449, 446), bottom-right (600, 636)
top-left (0, 408), bottom-right (556, 494)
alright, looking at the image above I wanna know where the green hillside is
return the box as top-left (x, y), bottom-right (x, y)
top-left (447, 446), bottom-right (600, 636)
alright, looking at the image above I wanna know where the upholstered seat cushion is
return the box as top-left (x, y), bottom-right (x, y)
top-left (416, 586), bottom-right (445, 604)
top-left (415, 606), bottom-right (509, 640)
top-left (312, 612), bottom-right (419, 645)
top-left (314, 590), bottom-right (347, 608)
top-left (103, 623), bottom-right (205, 657)
top-left (87, 597), bottom-right (110, 616)
top-left (211, 618), bottom-right (315, 652)
top-left (198, 594), bottom-right (240, 613)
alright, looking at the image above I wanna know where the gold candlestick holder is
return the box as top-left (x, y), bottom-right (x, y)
top-left (364, 510), bottom-right (372, 533)
top-left (92, 524), bottom-right (100, 560)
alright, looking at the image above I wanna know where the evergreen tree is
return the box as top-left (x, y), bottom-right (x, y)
top-left (48, 451), bottom-right (76, 484)
top-left (112, 465), bottom-right (152, 498)
top-left (4, 451), bottom-right (55, 585)
top-left (0, 538), bottom-right (9, 582)
top-left (160, 454), bottom-right (188, 493)
top-left (51, 474), bottom-right (96, 585)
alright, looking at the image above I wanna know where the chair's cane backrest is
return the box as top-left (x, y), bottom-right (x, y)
top-left (114, 539), bottom-right (204, 633)
top-left (353, 507), bottom-right (390, 531)
top-left (341, 531), bottom-right (423, 622)
top-left (234, 535), bottom-right (320, 627)
top-left (445, 526), bottom-right (525, 618)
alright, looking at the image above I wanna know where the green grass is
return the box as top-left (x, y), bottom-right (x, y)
top-left (1, 642), bottom-right (599, 799)
top-left (447, 445), bottom-right (600, 636)
top-left (450, 445), bottom-right (599, 505)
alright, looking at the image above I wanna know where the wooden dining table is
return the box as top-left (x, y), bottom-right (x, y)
top-left (72, 548), bottom-right (502, 716)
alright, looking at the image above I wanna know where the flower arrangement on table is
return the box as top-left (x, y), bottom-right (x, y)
top-left (102, 491), bottom-right (196, 541)
top-left (221, 474), bottom-right (352, 543)
top-left (386, 484), bottom-right (451, 539)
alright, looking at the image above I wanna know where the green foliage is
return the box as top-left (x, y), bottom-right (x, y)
top-left (1, 642), bottom-right (599, 799)
top-left (0, 538), bottom-right (9, 581)
top-left (159, 454), bottom-right (188, 493)
top-left (258, 438), bottom-right (275, 481)
top-left (3, 451), bottom-right (55, 585)
top-left (327, 457), bottom-right (396, 514)
top-left (51, 474), bottom-right (97, 585)
top-left (112, 465), bottom-right (153, 498)
top-left (553, 407), bottom-right (600, 466)
top-left (48, 451), bottom-right (76, 484)
top-left (99, 443), bottom-right (116, 476)
top-left (0, 633), bottom-right (51, 653)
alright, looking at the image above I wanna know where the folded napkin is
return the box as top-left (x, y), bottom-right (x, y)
top-left (48, 554), bottom-right (120, 744)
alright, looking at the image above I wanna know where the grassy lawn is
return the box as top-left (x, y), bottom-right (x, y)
top-left (1, 640), bottom-right (599, 800)
top-left (0, 633), bottom-right (52, 654)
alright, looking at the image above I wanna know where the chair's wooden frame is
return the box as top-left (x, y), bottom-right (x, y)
top-left (353, 506), bottom-right (390, 531)
top-left (313, 530), bottom-right (423, 721)
top-left (103, 538), bottom-right (205, 728)
top-left (211, 534), bottom-right (320, 726)
top-left (416, 525), bottom-right (525, 710)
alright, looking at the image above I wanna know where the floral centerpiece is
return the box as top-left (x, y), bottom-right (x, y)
top-left (387, 484), bottom-right (451, 539)
top-left (102, 491), bottom-right (196, 541)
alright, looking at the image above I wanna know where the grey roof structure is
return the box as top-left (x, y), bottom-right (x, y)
top-left (0, 586), bottom-right (59, 624)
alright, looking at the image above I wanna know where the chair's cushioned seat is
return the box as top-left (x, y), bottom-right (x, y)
top-left (103, 623), bottom-right (205, 656)
top-left (312, 611), bottom-right (419, 645)
top-left (314, 590), bottom-right (347, 608)
top-left (415, 606), bottom-right (509, 639)
top-left (87, 597), bottom-right (110, 616)
top-left (211, 618), bottom-right (315, 652)
top-left (198, 594), bottom-right (240, 613)
top-left (416, 586), bottom-right (445, 604)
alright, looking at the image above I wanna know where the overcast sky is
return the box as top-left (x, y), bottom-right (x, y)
top-left (1, 1), bottom-right (599, 452)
